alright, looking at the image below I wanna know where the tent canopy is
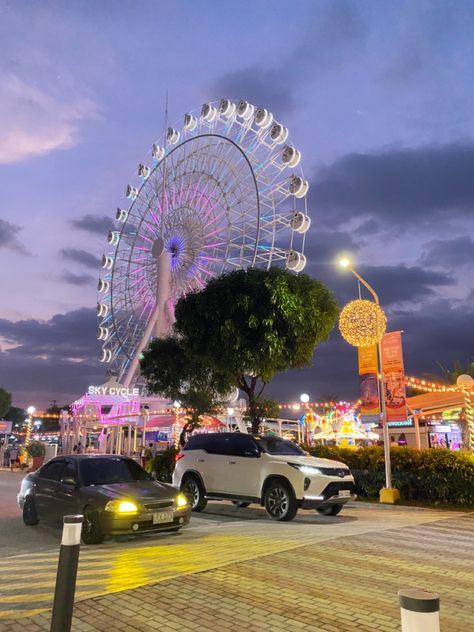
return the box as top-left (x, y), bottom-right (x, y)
top-left (406, 391), bottom-right (465, 416)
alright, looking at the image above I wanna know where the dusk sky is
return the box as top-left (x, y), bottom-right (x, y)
top-left (0, 0), bottom-right (473, 409)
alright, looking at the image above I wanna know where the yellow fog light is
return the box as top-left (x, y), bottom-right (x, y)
top-left (118, 501), bottom-right (138, 513)
top-left (176, 493), bottom-right (188, 508)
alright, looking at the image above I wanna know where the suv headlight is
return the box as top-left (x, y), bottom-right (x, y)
top-left (288, 463), bottom-right (322, 476)
top-left (104, 500), bottom-right (139, 514)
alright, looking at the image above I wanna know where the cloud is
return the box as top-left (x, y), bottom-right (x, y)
top-left (60, 248), bottom-right (99, 269)
top-left (304, 229), bottom-right (360, 265)
top-left (357, 264), bottom-right (454, 306)
top-left (354, 219), bottom-right (380, 236)
top-left (0, 218), bottom-right (29, 253)
top-left (210, 1), bottom-right (367, 117)
top-left (312, 143), bottom-right (474, 228)
top-left (0, 307), bottom-right (97, 359)
top-left (0, 74), bottom-right (97, 164)
top-left (311, 263), bottom-right (454, 309)
top-left (70, 214), bottom-right (115, 235)
top-left (0, 307), bottom-right (102, 407)
top-left (61, 271), bottom-right (95, 286)
top-left (209, 70), bottom-right (294, 116)
top-left (419, 236), bottom-right (474, 268)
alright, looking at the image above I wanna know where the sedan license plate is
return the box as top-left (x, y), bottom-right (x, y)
top-left (338, 490), bottom-right (351, 497)
top-left (152, 510), bottom-right (173, 525)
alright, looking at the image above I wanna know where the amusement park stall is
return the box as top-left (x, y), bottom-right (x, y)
top-left (64, 378), bottom-right (224, 456)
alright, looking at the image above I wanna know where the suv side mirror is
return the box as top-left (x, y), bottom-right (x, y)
top-left (60, 476), bottom-right (76, 487)
top-left (243, 450), bottom-right (260, 458)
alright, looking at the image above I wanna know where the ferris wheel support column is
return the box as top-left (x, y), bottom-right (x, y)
top-left (121, 246), bottom-right (172, 388)
top-left (153, 239), bottom-right (172, 339)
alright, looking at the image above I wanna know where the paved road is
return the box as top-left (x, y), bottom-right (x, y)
top-left (1, 471), bottom-right (473, 631)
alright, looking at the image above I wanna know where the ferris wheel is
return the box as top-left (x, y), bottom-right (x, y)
top-left (97, 98), bottom-right (311, 385)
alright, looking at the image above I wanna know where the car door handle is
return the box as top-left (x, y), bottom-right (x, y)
top-left (227, 461), bottom-right (236, 464)
top-left (196, 459), bottom-right (205, 463)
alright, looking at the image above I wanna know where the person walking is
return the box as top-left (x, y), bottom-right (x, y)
top-left (9, 445), bottom-right (19, 471)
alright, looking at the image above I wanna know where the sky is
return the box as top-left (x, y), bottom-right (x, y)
top-left (0, 0), bottom-right (473, 409)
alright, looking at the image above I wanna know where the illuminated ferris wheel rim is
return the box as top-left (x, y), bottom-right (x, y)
top-left (97, 98), bottom-right (312, 380)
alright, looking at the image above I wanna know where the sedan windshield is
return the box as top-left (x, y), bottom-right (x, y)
top-left (255, 437), bottom-right (306, 456)
top-left (80, 458), bottom-right (151, 486)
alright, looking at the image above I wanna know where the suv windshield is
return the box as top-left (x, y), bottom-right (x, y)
top-left (255, 437), bottom-right (306, 456)
top-left (80, 458), bottom-right (150, 486)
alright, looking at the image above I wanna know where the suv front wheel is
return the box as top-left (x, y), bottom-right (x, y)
top-left (181, 475), bottom-right (207, 512)
top-left (264, 480), bottom-right (298, 521)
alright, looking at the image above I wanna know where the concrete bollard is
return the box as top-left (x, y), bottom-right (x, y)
top-left (50, 515), bottom-right (83, 632)
top-left (399, 588), bottom-right (440, 632)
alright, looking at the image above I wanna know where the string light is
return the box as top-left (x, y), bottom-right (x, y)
top-left (339, 299), bottom-right (387, 347)
top-left (404, 375), bottom-right (462, 393)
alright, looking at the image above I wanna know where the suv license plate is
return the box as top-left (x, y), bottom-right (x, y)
top-left (153, 510), bottom-right (173, 524)
top-left (338, 490), bottom-right (351, 497)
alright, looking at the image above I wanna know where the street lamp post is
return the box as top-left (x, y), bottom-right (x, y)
top-left (339, 259), bottom-right (399, 503)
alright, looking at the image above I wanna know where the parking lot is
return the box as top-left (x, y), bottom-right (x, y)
top-left (1, 470), bottom-right (473, 631)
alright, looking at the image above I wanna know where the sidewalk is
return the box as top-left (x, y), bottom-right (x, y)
top-left (1, 512), bottom-right (473, 632)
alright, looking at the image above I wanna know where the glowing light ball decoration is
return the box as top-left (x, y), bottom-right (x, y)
top-left (339, 299), bottom-right (387, 348)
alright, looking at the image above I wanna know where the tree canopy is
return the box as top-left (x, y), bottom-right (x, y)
top-left (425, 360), bottom-right (474, 385)
top-left (0, 388), bottom-right (12, 419)
top-left (142, 267), bottom-right (338, 433)
top-left (140, 336), bottom-right (229, 428)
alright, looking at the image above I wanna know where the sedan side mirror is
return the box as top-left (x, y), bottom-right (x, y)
top-left (60, 476), bottom-right (77, 487)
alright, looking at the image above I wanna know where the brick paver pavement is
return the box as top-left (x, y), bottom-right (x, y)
top-left (1, 512), bottom-right (472, 632)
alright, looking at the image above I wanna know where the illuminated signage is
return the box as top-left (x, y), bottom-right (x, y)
top-left (0, 420), bottom-right (13, 433)
top-left (387, 420), bottom-right (413, 427)
top-left (87, 385), bottom-right (141, 397)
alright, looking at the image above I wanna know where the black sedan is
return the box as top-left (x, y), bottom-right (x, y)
top-left (17, 454), bottom-right (191, 544)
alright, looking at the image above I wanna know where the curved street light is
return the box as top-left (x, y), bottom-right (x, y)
top-left (338, 257), bottom-right (399, 503)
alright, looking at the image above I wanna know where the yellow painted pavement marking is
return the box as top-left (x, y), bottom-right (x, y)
top-left (0, 532), bottom-right (303, 620)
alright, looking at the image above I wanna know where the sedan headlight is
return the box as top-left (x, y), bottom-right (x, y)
top-left (288, 463), bottom-right (322, 476)
top-left (104, 500), bottom-right (139, 514)
top-left (176, 493), bottom-right (188, 508)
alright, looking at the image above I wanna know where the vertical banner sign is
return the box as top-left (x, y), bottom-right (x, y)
top-left (381, 331), bottom-right (407, 422)
top-left (358, 346), bottom-right (380, 423)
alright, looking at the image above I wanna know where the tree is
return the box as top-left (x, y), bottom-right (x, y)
top-left (243, 396), bottom-right (281, 431)
top-left (425, 360), bottom-right (474, 385)
top-left (0, 388), bottom-right (12, 419)
top-left (3, 405), bottom-right (25, 428)
top-left (173, 268), bottom-right (338, 433)
top-left (140, 336), bottom-right (229, 432)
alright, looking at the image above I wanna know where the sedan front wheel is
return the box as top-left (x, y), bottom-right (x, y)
top-left (23, 496), bottom-right (39, 526)
top-left (81, 507), bottom-right (104, 545)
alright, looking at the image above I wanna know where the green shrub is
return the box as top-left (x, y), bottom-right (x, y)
top-left (146, 447), bottom-right (179, 483)
top-left (26, 440), bottom-right (46, 458)
top-left (306, 445), bottom-right (474, 505)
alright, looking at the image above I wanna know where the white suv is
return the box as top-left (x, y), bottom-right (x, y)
top-left (173, 433), bottom-right (356, 521)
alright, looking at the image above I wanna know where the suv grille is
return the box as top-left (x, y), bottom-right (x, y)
top-left (143, 500), bottom-right (174, 511)
top-left (320, 467), bottom-right (351, 478)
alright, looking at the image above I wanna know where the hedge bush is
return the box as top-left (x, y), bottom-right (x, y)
top-left (146, 447), bottom-right (179, 483)
top-left (306, 445), bottom-right (474, 505)
top-left (26, 440), bottom-right (46, 458)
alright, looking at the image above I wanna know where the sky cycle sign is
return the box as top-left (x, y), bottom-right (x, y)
top-left (87, 385), bottom-right (141, 397)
